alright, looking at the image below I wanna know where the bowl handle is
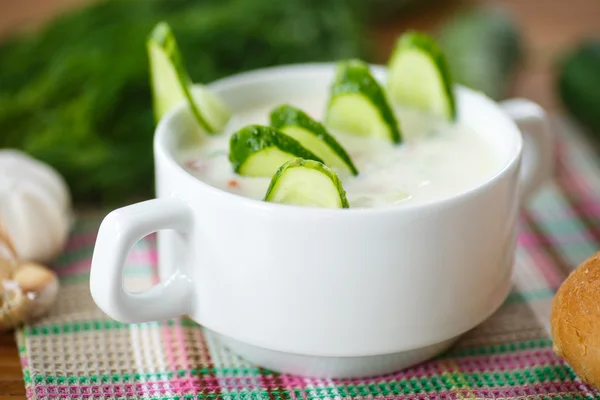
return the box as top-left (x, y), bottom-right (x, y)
top-left (90, 198), bottom-right (194, 323)
top-left (501, 98), bottom-right (553, 202)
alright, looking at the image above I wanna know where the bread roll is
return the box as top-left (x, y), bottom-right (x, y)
top-left (551, 252), bottom-right (600, 388)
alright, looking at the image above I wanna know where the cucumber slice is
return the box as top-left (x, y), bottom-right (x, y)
top-left (270, 105), bottom-right (359, 175)
top-left (325, 60), bottom-right (401, 144)
top-left (264, 158), bottom-right (349, 208)
top-left (147, 22), bottom-right (231, 132)
top-left (229, 125), bottom-right (323, 177)
top-left (387, 31), bottom-right (456, 120)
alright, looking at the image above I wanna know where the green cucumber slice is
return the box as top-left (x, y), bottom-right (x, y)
top-left (387, 31), bottom-right (456, 120)
top-left (147, 22), bottom-right (231, 132)
top-left (270, 105), bottom-right (358, 175)
top-left (325, 59), bottom-right (401, 144)
top-left (264, 158), bottom-right (349, 208)
top-left (229, 125), bottom-right (323, 177)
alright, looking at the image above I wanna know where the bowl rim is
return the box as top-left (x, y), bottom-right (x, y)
top-left (154, 62), bottom-right (523, 216)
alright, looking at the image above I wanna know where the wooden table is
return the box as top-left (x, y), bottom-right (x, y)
top-left (0, 0), bottom-right (598, 397)
top-left (0, 333), bottom-right (25, 398)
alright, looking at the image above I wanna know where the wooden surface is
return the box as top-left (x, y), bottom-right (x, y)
top-left (0, 0), bottom-right (598, 397)
top-left (0, 333), bottom-right (24, 398)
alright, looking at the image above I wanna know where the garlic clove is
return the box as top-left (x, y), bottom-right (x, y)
top-left (0, 262), bottom-right (59, 331)
top-left (0, 257), bottom-right (13, 282)
top-left (12, 262), bottom-right (58, 294)
top-left (2, 183), bottom-right (70, 262)
top-left (0, 285), bottom-right (31, 331)
top-left (26, 277), bottom-right (59, 320)
top-left (13, 262), bottom-right (59, 320)
top-left (0, 221), bottom-right (17, 261)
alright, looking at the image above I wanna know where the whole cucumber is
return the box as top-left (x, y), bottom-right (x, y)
top-left (559, 40), bottom-right (600, 135)
top-left (436, 6), bottom-right (523, 100)
top-left (367, 0), bottom-right (437, 21)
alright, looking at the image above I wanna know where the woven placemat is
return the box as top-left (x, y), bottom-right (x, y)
top-left (16, 119), bottom-right (600, 399)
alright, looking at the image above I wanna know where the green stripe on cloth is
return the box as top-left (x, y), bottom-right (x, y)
top-left (504, 288), bottom-right (555, 303)
top-left (443, 339), bottom-right (554, 358)
top-left (24, 318), bottom-right (202, 335)
top-left (25, 364), bottom-right (577, 393)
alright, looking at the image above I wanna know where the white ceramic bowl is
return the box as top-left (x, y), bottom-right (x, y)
top-left (90, 64), bottom-right (552, 378)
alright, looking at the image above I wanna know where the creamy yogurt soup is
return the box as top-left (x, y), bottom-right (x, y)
top-left (179, 94), bottom-right (502, 208)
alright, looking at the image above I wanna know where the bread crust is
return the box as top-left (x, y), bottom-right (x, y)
top-left (551, 252), bottom-right (600, 388)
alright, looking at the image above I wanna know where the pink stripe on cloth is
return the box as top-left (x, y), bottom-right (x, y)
top-left (64, 233), bottom-right (98, 252)
top-left (64, 231), bottom-right (157, 253)
top-left (172, 323), bottom-right (192, 371)
top-left (160, 320), bottom-right (194, 397)
top-left (278, 374), bottom-right (306, 399)
top-left (178, 375), bottom-right (224, 392)
top-left (517, 232), bottom-right (541, 247)
top-left (336, 360), bottom-right (449, 384)
top-left (574, 201), bottom-right (600, 215)
top-left (522, 249), bottom-right (565, 289)
top-left (55, 250), bottom-right (158, 277)
top-left (518, 215), bottom-right (569, 288)
top-left (560, 161), bottom-right (592, 192)
top-left (466, 380), bottom-right (594, 398)
top-left (126, 250), bottom-right (158, 266)
top-left (30, 381), bottom-right (183, 399)
top-left (518, 231), bottom-right (595, 247)
top-left (453, 348), bottom-right (564, 372)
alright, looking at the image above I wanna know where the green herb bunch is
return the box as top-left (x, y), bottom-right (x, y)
top-left (0, 0), bottom-right (367, 205)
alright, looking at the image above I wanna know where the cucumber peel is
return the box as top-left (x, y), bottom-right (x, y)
top-left (270, 105), bottom-right (358, 175)
top-left (325, 59), bottom-right (401, 144)
top-left (229, 125), bottom-right (323, 177)
top-left (147, 22), bottom-right (231, 132)
top-left (387, 31), bottom-right (456, 120)
top-left (264, 158), bottom-right (349, 208)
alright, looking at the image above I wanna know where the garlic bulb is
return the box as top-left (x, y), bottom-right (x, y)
top-left (0, 150), bottom-right (72, 262)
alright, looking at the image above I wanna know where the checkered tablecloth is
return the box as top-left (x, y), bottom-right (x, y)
top-left (16, 119), bottom-right (600, 399)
